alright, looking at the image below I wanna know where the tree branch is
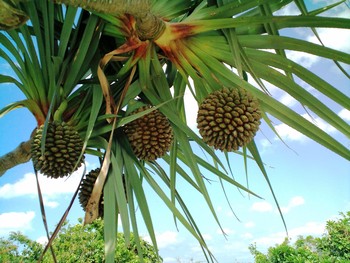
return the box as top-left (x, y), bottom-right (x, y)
top-left (54, 0), bottom-right (165, 40)
top-left (55, 0), bottom-right (151, 17)
top-left (0, 140), bottom-right (32, 177)
top-left (0, 0), bottom-right (29, 30)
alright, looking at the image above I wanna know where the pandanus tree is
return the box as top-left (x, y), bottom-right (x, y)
top-left (0, 0), bottom-right (349, 262)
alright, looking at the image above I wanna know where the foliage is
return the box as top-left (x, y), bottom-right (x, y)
top-left (0, 232), bottom-right (44, 263)
top-left (249, 212), bottom-right (350, 263)
top-left (317, 211), bottom-right (350, 261)
top-left (0, 236), bottom-right (21, 263)
top-left (0, 219), bottom-right (162, 263)
top-left (0, 0), bottom-right (350, 262)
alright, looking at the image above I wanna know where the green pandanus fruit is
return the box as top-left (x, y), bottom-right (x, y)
top-left (79, 168), bottom-right (104, 218)
top-left (124, 105), bottom-right (174, 161)
top-left (31, 121), bottom-right (84, 178)
top-left (197, 87), bottom-right (261, 151)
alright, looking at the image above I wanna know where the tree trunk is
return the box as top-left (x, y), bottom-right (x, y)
top-left (0, 140), bottom-right (32, 177)
top-left (55, 0), bottom-right (151, 17)
top-left (54, 0), bottom-right (165, 40)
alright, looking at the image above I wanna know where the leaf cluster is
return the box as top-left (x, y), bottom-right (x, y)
top-left (0, 0), bottom-right (350, 263)
top-left (249, 212), bottom-right (350, 263)
top-left (0, 219), bottom-right (162, 263)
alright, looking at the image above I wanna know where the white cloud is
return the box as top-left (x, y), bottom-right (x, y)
top-left (184, 89), bottom-right (199, 131)
top-left (339, 109), bottom-right (350, 121)
top-left (274, 2), bottom-right (301, 16)
top-left (308, 28), bottom-right (350, 54)
top-left (0, 167), bottom-right (84, 199)
top-left (289, 196), bottom-right (305, 207)
top-left (0, 211), bottom-right (35, 235)
top-left (274, 113), bottom-right (337, 142)
top-left (190, 244), bottom-right (202, 253)
top-left (251, 201), bottom-right (273, 212)
top-left (244, 221), bottom-right (256, 228)
top-left (279, 93), bottom-right (298, 108)
top-left (252, 79), bottom-right (280, 95)
top-left (281, 196), bottom-right (305, 214)
top-left (275, 122), bottom-right (306, 142)
top-left (288, 221), bottom-right (325, 239)
top-left (303, 114), bottom-right (337, 134)
top-left (259, 138), bottom-right (273, 152)
top-left (202, 233), bottom-right (213, 241)
top-left (286, 50), bottom-right (319, 69)
top-left (144, 231), bottom-right (180, 249)
top-left (36, 236), bottom-right (48, 245)
top-left (253, 234), bottom-right (285, 248)
top-left (0, 173), bottom-right (34, 198)
top-left (283, 3), bottom-right (350, 68)
top-left (253, 221), bottom-right (326, 248)
top-left (163, 257), bottom-right (177, 263)
top-left (43, 197), bottom-right (60, 208)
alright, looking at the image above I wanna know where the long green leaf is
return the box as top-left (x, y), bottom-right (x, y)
top-left (110, 142), bottom-right (130, 243)
top-left (247, 140), bottom-right (288, 234)
top-left (148, 161), bottom-right (216, 262)
top-left (169, 140), bottom-right (179, 229)
top-left (137, 46), bottom-right (228, 171)
top-left (173, 125), bottom-right (225, 233)
top-left (64, 14), bottom-right (101, 94)
top-left (0, 35), bottom-right (35, 98)
top-left (57, 7), bottom-right (78, 59)
top-left (248, 60), bottom-right (350, 138)
top-left (190, 16), bottom-right (350, 34)
top-left (0, 74), bottom-right (22, 87)
top-left (178, 150), bottom-right (262, 198)
top-left (121, 144), bottom-right (158, 258)
top-left (189, 42), bottom-right (350, 161)
top-left (135, 159), bottom-right (216, 261)
top-left (103, 166), bottom-right (118, 263)
top-left (244, 49), bottom-right (350, 110)
top-left (82, 85), bottom-right (104, 147)
top-left (238, 35), bottom-right (350, 64)
top-left (25, 2), bottom-right (48, 86)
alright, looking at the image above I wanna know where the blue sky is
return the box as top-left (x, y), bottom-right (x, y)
top-left (0, 1), bottom-right (350, 263)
